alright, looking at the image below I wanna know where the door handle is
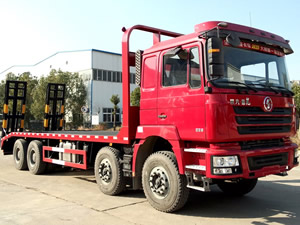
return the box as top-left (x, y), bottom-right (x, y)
top-left (158, 114), bottom-right (167, 119)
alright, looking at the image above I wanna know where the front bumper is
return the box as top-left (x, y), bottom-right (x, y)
top-left (184, 143), bottom-right (298, 179)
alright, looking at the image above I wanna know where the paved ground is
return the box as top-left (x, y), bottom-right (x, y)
top-left (0, 153), bottom-right (299, 225)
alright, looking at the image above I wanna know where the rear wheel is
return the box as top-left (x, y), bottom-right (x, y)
top-left (13, 139), bottom-right (28, 170)
top-left (142, 151), bottom-right (189, 212)
top-left (94, 147), bottom-right (125, 195)
top-left (217, 178), bottom-right (258, 196)
top-left (27, 140), bottom-right (46, 175)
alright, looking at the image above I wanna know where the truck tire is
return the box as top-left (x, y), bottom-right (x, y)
top-left (217, 178), bottom-right (258, 196)
top-left (94, 146), bottom-right (125, 195)
top-left (27, 140), bottom-right (46, 175)
top-left (13, 139), bottom-right (28, 170)
top-left (142, 151), bottom-right (190, 212)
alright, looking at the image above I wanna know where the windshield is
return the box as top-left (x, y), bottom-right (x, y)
top-left (212, 45), bottom-right (291, 91)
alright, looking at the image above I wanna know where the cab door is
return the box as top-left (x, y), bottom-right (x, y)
top-left (140, 53), bottom-right (159, 125)
top-left (157, 44), bottom-right (206, 141)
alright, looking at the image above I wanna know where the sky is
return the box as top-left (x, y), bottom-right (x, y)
top-left (0, 0), bottom-right (299, 80)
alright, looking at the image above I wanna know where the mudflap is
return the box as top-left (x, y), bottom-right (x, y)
top-left (1, 138), bottom-right (15, 155)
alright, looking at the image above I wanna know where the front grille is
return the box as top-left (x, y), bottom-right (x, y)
top-left (240, 139), bottom-right (284, 150)
top-left (248, 152), bottom-right (288, 170)
top-left (236, 116), bottom-right (292, 124)
top-left (238, 125), bottom-right (291, 134)
top-left (234, 107), bottom-right (292, 115)
top-left (234, 106), bottom-right (292, 135)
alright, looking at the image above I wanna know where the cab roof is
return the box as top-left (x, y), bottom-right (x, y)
top-left (144, 21), bottom-right (292, 55)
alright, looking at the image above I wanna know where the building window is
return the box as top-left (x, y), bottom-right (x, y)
top-left (107, 71), bottom-right (112, 81)
top-left (93, 69), bottom-right (125, 83)
top-left (130, 73), bottom-right (135, 84)
top-left (103, 108), bottom-right (120, 122)
top-left (117, 72), bottom-right (122, 82)
top-left (93, 69), bottom-right (97, 80)
top-left (98, 70), bottom-right (102, 80)
top-left (112, 71), bottom-right (117, 82)
top-left (102, 70), bottom-right (107, 81)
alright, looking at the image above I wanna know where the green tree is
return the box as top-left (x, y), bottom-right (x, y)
top-left (292, 82), bottom-right (300, 117)
top-left (130, 87), bottom-right (140, 106)
top-left (0, 72), bottom-right (38, 128)
top-left (110, 94), bottom-right (120, 131)
top-left (18, 72), bottom-right (38, 127)
top-left (0, 73), bottom-right (18, 109)
top-left (31, 69), bottom-right (87, 128)
top-left (0, 80), bottom-right (6, 110)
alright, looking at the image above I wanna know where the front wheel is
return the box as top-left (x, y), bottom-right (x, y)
top-left (142, 151), bottom-right (189, 212)
top-left (94, 147), bottom-right (125, 195)
top-left (217, 178), bottom-right (258, 196)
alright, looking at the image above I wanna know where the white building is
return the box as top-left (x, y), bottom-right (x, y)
top-left (0, 49), bottom-right (137, 125)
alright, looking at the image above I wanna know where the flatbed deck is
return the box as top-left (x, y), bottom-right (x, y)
top-left (1, 130), bottom-right (128, 148)
top-left (44, 130), bottom-right (119, 136)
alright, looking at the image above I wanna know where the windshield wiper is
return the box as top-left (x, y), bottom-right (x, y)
top-left (272, 85), bottom-right (294, 96)
top-left (215, 81), bottom-right (258, 92)
top-left (248, 82), bottom-right (279, 94)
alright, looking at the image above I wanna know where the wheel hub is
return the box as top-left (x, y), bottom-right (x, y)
top-left (30, 150), bottom-right (36, 166)
top-left (99, 159), bottom-right (112, 183)
top-left (149, 167), bottom-right (169, 198)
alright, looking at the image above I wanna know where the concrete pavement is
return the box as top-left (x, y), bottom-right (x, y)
top-left (0, 153), bottom-right (299, 225)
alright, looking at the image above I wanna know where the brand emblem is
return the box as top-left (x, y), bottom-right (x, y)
top-left (263, 96), bottom-right (273, 112)
top-left (229, 97), bottom-right (251, 106)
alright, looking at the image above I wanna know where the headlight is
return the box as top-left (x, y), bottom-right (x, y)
top-left (212, 156), bottom-right (239, 167)
top-left (295, 149), bottom-right (299, 158)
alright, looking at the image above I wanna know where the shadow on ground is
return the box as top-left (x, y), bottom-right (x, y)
top-left (41, 168), bottom-right (299, 225)
top-left (177, 180), bottom-right (299, 225)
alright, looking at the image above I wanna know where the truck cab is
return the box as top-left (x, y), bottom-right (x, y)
top-left (140, 21), bottom-right (296, 141)
top-left (133, 21), bottom-right (298, 208)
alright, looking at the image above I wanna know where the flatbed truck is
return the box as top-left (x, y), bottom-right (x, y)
top-left (1, 21), bottom-right (299, 212)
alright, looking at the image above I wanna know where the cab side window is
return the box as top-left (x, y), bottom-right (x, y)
top-left (189, 47), bottom-right (201, 88)
top-left (163, 50), bottom-right (188, 87)
top-left (162, 47), bottom-right (201, 88)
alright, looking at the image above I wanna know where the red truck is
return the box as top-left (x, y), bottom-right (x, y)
top-left (1, 21), bottom-right (299, 212)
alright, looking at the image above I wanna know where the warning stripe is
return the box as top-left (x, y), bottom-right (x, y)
top-left (43, 146), bottom-right (87, 170)
top-left (1, 132), bottom-right (130, 149)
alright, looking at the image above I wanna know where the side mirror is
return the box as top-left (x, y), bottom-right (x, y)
top-left (209, 64), bottom-right (224, 76)
top-left (226, 33), bottom-right (240, 47)
top-left (207, 37), bottom-right (224, 78)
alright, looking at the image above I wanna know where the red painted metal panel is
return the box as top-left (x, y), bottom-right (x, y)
top-left (194, 21), bottom-right (287, 44)
top-left (205, 94), bottom-right (296, 142)
top-left (201, 143), bottom-right (297, 179)
top-left (156, 44), bottom-right (206, 141)
top-left (135, 125), bottom-right (180, 140)
top-left (1, 132), bottom-right (129, 145)
top-left (65, 161), bottom-right (87, 170)
top-left (140, 54), bottom-right (158, 125)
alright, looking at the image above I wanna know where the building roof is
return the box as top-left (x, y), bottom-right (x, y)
top-left (0, 49), bottom-right (121, 77)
